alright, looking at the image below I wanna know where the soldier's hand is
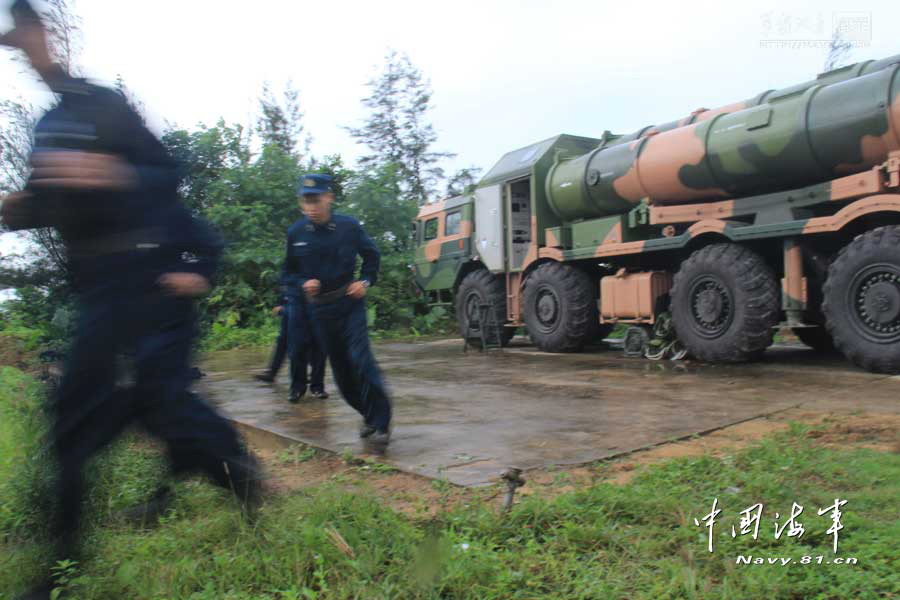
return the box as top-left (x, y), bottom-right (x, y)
top-left (303, 279), bottom-right (321, 297)
top-left (272, 305), bottom-right (284, 315)
top-left (346, 281), bottom-right (367, 299)
top-left (30, 151), bottom-right (139, 191)
top-left (157, 272), bottom-right (211, 297)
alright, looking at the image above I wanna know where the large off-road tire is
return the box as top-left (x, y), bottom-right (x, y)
top-left (822, 226), bottom-right (900, 373)
top-left (456, 269), bottom-right (515, 347)
top-left (671, 243), bottom-right (779, 363)
top-left (522, 262), bottom-right (597, 352)
top-left (793, 326), bottom-right (835, 353)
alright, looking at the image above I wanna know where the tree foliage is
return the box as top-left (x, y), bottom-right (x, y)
top-left (347, 51), bottom-right (453, 206)
top-left (445, 166), bottom-right (481, 197)
top-left (256, 82), bottom-right (309, 159)
top-left (2, 30), bottom-right (459, 344)
top-left (162, 118), bottom-right (300, 328)
top-left (0, 0), bottom-right (83, 291)
top-left (41, 0), bottom-right (82, 76)
top-left (824, 29), bottom-right (854, 71)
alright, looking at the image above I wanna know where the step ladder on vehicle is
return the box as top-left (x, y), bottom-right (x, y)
top-left (463, 302), bottom-right (504, 353)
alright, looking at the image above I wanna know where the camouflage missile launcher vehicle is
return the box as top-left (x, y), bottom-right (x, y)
top-left (413, 54), bottom-right (900, 373)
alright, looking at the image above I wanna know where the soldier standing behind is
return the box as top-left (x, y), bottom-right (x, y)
top-left (0, 3), bottom-right (261, 597)
top-left (255, 286), bottom-right (327, 399)
top-left (254, 296), bottom-right (291, 383)
top-left (282, 174), bottom-right (392, 444)
top-left (279, 274), bottom-right (328, 402)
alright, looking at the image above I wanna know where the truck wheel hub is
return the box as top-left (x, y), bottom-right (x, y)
top-left (465, 292), bottom-right (482, 321)
top-left (688, 277), bottom-right (734, 338)
top-left (697, 289), bottom-right (723, 321)
top-left (535, 288), bottom-right (560, 329)
top-left (852, 267), bottom-right (900, 339)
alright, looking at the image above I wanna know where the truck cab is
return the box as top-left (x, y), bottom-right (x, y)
top-left (413, 195), bottom-right (475, 305)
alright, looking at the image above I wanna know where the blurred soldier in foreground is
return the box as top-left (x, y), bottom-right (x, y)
top-left (282, 174), bottom-right (392, 444)
top-left (0, 2), bottom-right (261, 597)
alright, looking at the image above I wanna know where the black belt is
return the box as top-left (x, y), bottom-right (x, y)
top-left (307, 283), bottom-right (350, 304)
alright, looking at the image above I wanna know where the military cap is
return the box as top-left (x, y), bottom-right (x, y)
top-left (298, 174), bottom-right (334, 196)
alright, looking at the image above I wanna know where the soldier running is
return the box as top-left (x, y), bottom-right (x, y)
top-left (0, 3), bottom-right (261, 597)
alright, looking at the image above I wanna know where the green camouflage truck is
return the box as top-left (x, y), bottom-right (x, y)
top-left (413, 54), bottom-right (900, 373)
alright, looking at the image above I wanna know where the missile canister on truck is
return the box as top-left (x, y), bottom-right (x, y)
top-left (413, 54), bottom-right (900, 373)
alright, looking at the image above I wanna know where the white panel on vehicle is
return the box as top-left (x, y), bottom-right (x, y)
top-left (474, 184), bottom-right (504, 272)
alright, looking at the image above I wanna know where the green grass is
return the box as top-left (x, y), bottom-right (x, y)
top-left (200, 318), bottom-right (282, 353)
top-left (199, 319), bottom-right (455, 354)
top-left (1, 366), bottom-right (898, 599)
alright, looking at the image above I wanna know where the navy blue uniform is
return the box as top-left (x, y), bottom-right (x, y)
top-left (262, 294), bottom-right (291, 379)
top-left (269, 296), bottom-right (290, 376)
top-left (266, 288), bottom-right (325, 394)
top-left (282, 213), bottom-right (391, 431)
top-left (2, 75), bottom-right (259, 559)
top-left (284, 298), bottom-right (327, 395)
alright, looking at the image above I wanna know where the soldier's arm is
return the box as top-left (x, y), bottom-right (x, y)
top-left (155, 205), bottom-right (223, 297)
top-left (356, 223), bottom-right (380, 286)
top-left (280, 230), bottom-right (309, 292)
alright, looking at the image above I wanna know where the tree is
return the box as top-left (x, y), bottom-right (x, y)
top-left (0, 0), bottom-right (83, 291)
top-left (161, 112), bottom-right (308, 327)
top-left (824, 29), bottom-right (853, 72)
top-left (114, 74), bottom-right (146, 124)
top-left (256, 82), bottom-right (310, 159)
top-left (0, 96), bottom-right (72, 287)
top-left (342, 163), bottom-right (409, 248)
top-left (0, 99), bottom-right (33, 194)
top-left (163, 121), bottom-right (252, 214)
top-left (41, 0), bottom-right (82, 75)
top-left (308, 153), bottom-right (353, 203)
top-left (445, 167), bottom-right (481, 197)
top-left (347, 51), bottom-right (453, 206)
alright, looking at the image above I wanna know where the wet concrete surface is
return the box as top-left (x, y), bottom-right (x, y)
top-left (199, 338), bottom-right (899, 486)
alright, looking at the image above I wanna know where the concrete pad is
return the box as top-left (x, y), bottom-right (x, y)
top-left (200, 339), bottom-right (899, 486)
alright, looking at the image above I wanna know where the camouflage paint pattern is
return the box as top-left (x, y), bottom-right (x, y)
top-left (534, 189), bottom-right (900, 265)
top-left (413, 196), bottom-right (474, 292)
top-left (545, 61), bottom-right (900, 221)
top-left (411, 53), bottom-right (900, 323)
